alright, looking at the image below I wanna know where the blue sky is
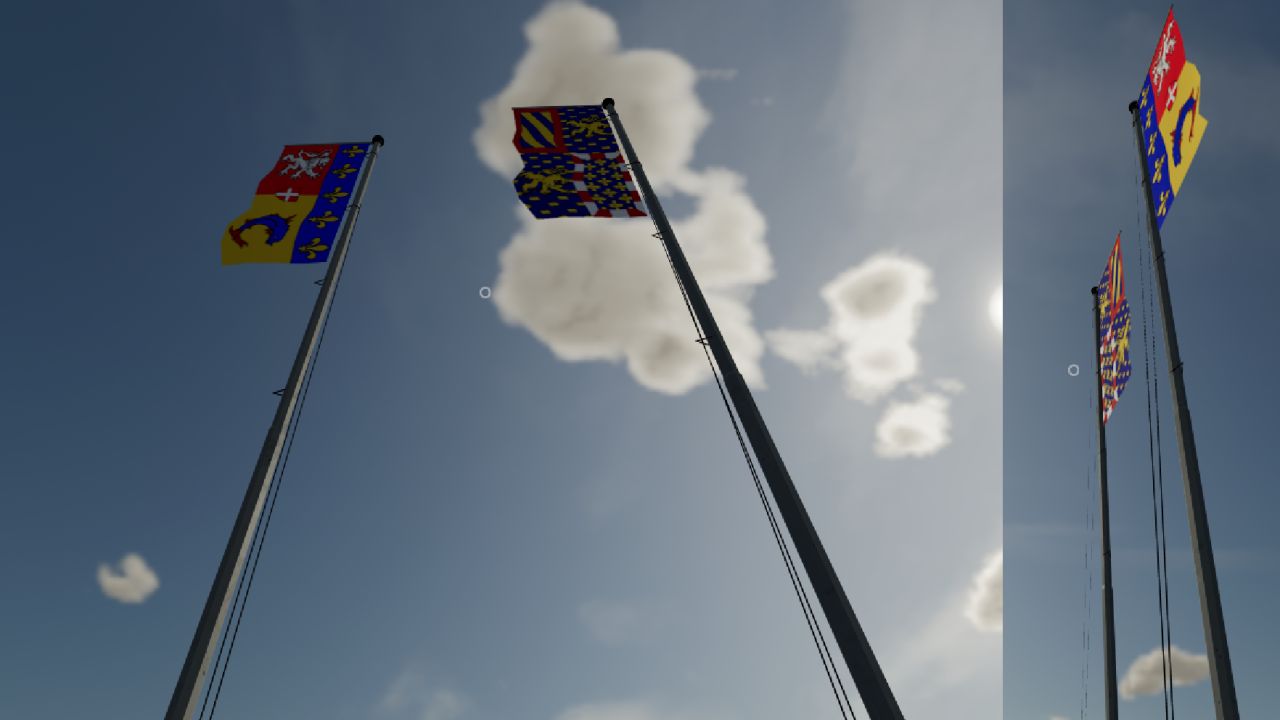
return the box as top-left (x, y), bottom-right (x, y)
top-left (0, 1), bottom-right (999, 719)
top-left (1005, 1), bottom-right (1280, 718)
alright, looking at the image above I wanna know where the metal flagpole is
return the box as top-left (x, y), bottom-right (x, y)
top-left (1128, 100), bottom-right (1238, 720)
top-left (164, 135), bottom-right (384, 720)
top-left (601, 98), bottom-right (905, 720)
top-left (1091, 286), bottom-right (1120, 720)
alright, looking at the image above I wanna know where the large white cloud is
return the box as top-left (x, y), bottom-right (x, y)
top-left (768, 254), bottom-right (936, 403)
top-left (963, 549), bottom-right (1002, 633)
top-left (475, 1), bottom-right (772, 394)
top-left (874, 392), bottom-right (951, 458)
top-left (97, 553), bottom-right (159, 604)
top-left (1119, 645), bottom-right (1211, 700)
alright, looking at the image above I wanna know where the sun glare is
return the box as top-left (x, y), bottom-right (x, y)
top-left (989, 285), bottom-right (1002, 333)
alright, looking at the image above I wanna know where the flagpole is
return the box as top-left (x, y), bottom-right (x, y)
top-left (601, 98), bottom-right (905, 720)
top-left (163, 135), bottom-right (384, 720)
top-left (1091, 286), bottom-right (1120, 720)
top-left (1128, 100), bottom-right (1238, 720)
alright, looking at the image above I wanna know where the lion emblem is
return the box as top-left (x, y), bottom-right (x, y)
top-left (280, 150), bottom-right (332, 179)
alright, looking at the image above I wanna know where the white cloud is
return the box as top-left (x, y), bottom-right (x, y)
top-left (874, 392), bottom-right (951, 458)
top-left (1119, 646), bottom-right (1210, 700)
top-left (963, 549), bottom-right (1002, 633)
top-left (421, 690), bottom-right (465, 720)
top-left (885, 574), bottom-right (1001, 703)
top-left (769, 254), bottom-right (936, 403)
top-left (935, 377), bottom-right (965, 394)
top-left (579, 600), bottom-right (642, 646)
top-left (475, 1), bottom-right (772, 395)
top-left (97, 553), bottom-right (159, 604)
top-left (378, 670), bottom-right (466, 720)
top-left (763, 328), bottom-right (840, 374)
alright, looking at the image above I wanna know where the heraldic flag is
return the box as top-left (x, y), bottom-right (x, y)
top-left (1138, 8), bottom-right (1207, 230)
top-left (1098, 233), bottom-right (1133, 423)
top-left (511, 105), bottom-right (647, 219)
top-left (222, 143), bottom-right (372, 265)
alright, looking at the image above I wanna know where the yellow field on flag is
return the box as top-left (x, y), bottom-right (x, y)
top-left (1158, 61), bottom-right (1207, 197)
top-left (221, 195), bottom-right (320, 265)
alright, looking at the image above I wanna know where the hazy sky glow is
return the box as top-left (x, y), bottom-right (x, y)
top-left (0, 1), bottom-right (998, 719)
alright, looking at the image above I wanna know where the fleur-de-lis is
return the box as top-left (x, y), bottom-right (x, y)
top-left (298, 239), bottom-right (330, 260)
top-left (1147, 131), bottom-right (1158, 156)
top-left (308, 211), bottom-right (340, 228)
top-left (1157, 190), bottom-right (1170, 216)
top-left (1153, 155), bottom-right (1165, 183)
top-left (324, 187), bottom-right (351, 204)
top-left (333, 163), bottom-right (358, 179)
top-left (343, 146), bottom-right (365, 158)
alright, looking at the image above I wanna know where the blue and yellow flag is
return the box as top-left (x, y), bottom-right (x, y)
top-left (1137, 8), bottom-right (1207, 230)
top-left (221, 143), bottom-right (371, 265)
top-left (1098, 234), bottom-right (1132, 423)
top-left (511, 105), bottom-right (647, 219)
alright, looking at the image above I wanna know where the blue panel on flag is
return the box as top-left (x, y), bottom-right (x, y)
top-left (1140, 79), bottom-right (1176, 231)
top-left (291, 143), bottom-right (369, 264)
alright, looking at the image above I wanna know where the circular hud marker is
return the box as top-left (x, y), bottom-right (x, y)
top-left (1067, 364), bottom-right (1080, 377)
top-left (479, 286), bottom-right (492, 299)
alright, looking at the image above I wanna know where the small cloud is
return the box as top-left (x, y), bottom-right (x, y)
top-left (1119, 646), bottom-right (1210, 699)
top-left (378, 669), bottom-right (466, 720)
top-left (763, 328), bottom-right (839, 374)
top-left (97, 553), bottom-right (159, 604)
top-left (874, 392), bottom-right (951, 458)
top-left (963, 549), bottom-right (1002, 633)
top-left (421, 690), bottom-right (465, 720)
top-left (769, 253), bottom-right (936, 403)
top-left (579, 600), bottom-right (642, 646)
top-left (379, 669), bottom-right (423, 712)
top-left (935, 377), bottom-right (965, 394)
top-left (697, 68), bottom-right (738, 81)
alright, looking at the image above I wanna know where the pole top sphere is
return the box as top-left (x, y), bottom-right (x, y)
top-left (1127, 100), bottom-right (1139, 113)
top-left (372, 134), bottom-right (385, 146)
top-left (601, 98), bottom-right (615, 109)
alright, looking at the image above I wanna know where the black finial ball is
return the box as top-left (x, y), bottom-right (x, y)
top-left (1091, 286), bottom-right (1100, 296)
top-left (602, 98), bottom-right (615, 109)
top-left (1127, 100), bottom-right (1139, 113)
top-left (372, 134), bottom-right (385, 146)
